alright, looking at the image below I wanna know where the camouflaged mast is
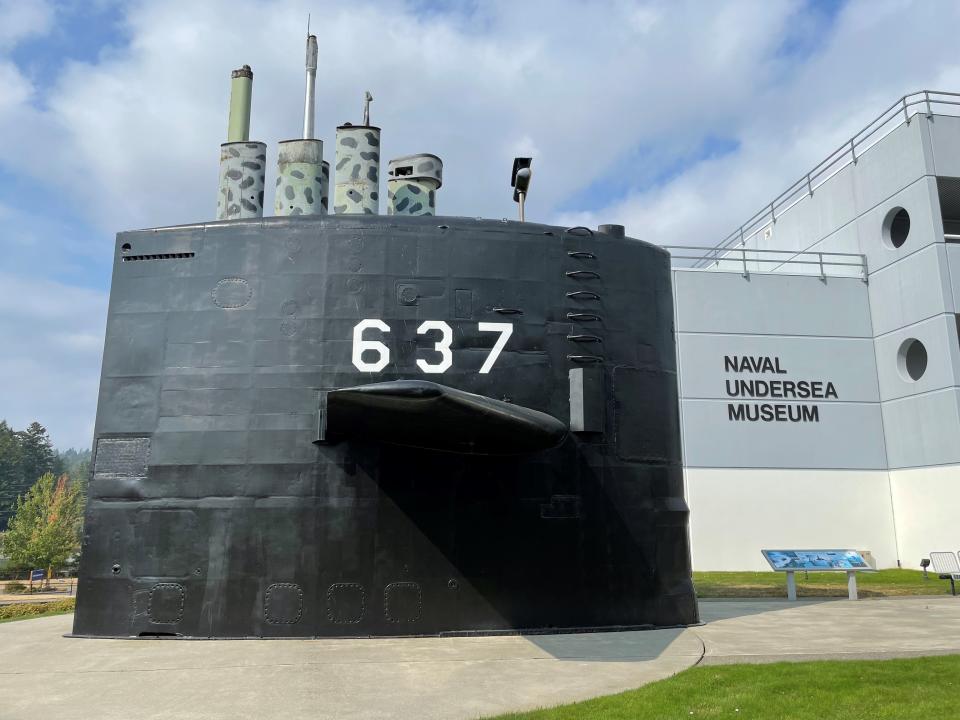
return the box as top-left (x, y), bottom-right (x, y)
top-left (275, 34), bottom-right (327, 216)
top-left (387, 154), bottom-right (443, 215)
top-left (220, 52), bottom-right (440, 220)
top-left (333, 92), bottom-right (381, 214)
top-left (216, 65), bottom-right (266, 220)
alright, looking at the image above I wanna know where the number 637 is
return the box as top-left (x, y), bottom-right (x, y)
top-left (351, 319), bottom-right (513, 374)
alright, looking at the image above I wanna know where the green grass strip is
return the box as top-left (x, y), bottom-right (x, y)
top-left (489, 654), bottom-right (960, 719)
top-left (694, 569), bottom-right (951, 598)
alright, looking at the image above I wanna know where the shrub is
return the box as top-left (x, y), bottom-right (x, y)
top-left (4, 581), bottom-right (28, 594)
top-left (0, 598), bottom-right (75, 621)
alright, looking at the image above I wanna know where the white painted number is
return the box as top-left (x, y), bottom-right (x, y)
top-left (416, 321), bottom-right (453, 374)
top-left (350, 320), bottom-right (513, 374)
top-left (352, 319), bottom-right (391, 372)
top-left (478, 322), bottom-right (514, 374)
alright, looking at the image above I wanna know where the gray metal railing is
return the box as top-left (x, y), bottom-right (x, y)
top-left (697, 90), bottom-right (960, 267)
top-left (665, 245), bottom-right (868, 281)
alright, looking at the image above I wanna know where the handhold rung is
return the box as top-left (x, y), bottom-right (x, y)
top-left (567, 334), bottom-right (603, 343)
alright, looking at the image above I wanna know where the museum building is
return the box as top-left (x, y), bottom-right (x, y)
top-left (668, 92), bottom-right (960, 571)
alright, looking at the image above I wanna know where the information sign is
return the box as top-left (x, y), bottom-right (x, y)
top-left (761, 549), bottom-right (870, 571)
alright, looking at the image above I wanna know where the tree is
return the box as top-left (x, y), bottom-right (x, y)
top-left (18, 422), bottom-right (55, 490)
top-left (0, 473), bottom-right (83, 571)
top-left (0, 423), bottom-right (89, 531)
top-left (57, 447), bottom-right (92, 499)
top-left (0, 422), bottom-right (58, 531)
top-left (0, 421), bottom-right (23, 529)
top-left (70, 457), bottom-right (91, 503)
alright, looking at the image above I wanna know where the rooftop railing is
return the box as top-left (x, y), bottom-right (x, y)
top-left (697, 90), bottom-right (960, 267)
top-left (665, 245), bottom-right (868, 281)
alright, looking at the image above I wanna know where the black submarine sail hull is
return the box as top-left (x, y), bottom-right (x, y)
top-left (72, 215), bottom-right (698, 638)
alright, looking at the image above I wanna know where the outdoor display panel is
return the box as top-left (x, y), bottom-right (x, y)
top-left (72, 215), bottom-right (699, 638)
top-left (762, 550), bottom-right (871, 571)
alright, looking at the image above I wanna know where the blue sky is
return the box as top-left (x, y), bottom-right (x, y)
top-left (9, 2), bottom-right (127, 94)
top-left (2, 0), bottom-right (959, 449)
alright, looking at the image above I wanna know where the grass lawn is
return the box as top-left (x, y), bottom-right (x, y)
top-left (693, 568), bottom-right (949, 598)
top-left (0, 598), bottom-right (75, 623)
top-left (488, 654), bottom-right (960, 719)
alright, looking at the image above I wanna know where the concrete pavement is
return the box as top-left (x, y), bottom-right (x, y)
top-left (697, 597), bottom-right (960, 664)
top-left (0, 618), bottom-right (703, 720)
top-left (0, 597), bottom-right (957, 720)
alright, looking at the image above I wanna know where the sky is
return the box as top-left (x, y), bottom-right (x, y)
top-left (2, 0), bottom-right (960, 450)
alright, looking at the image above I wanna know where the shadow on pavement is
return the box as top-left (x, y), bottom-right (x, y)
top-left (523, 627), bottom-right (697, 663)
top-left (697, 598), bottom-right (835, 623)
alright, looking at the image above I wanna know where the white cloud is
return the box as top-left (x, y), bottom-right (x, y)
top-left (7, 0), bottom-right (959, 241)
top-left (0, 272), bottom-right (107, 449)
top-left (0, 61), bottom-right (33, 111)
top-left (566, 0), bottom-right (960, 244)
top-left (1, 0), bottom-right (806, 233)
top-left (0, 0), bottom-right (53, 50)
top-left (627, 4), bottom-right (662, 34)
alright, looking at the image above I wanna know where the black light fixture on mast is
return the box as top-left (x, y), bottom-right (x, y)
top-left (511, 157), bottom-right (532, 222)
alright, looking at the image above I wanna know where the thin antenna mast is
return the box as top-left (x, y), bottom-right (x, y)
top-left (363, 91), bottom-right (373, 126)
top-left (302, 20), bottom-right (318, 139)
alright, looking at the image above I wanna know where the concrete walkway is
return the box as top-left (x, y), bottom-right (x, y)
top-left (698, 597), bottom-right (960, 664)
top-left (0, 597), bottom-right (957, 720)
top-left (1, 579), bottom-right (77, 605)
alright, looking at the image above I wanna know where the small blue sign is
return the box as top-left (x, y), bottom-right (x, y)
top-left (30, 569), bottom-right (46, 582)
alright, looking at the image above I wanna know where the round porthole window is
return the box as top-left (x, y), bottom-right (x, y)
top-left (883, 207), bottom-right (910, 249)
top-left (897, 338), bottom-right (927, 381)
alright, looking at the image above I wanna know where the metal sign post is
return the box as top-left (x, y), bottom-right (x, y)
top-left (762, 549), bottom-right (872, 601)
top-left (785, 570), bottom-right (797, 601)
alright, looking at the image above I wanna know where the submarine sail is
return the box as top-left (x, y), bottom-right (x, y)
top-left (72, 51), bottom-right (697, 638)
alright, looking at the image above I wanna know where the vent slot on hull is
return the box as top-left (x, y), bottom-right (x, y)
top-left (122, 253), bottom-right (195, 262)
